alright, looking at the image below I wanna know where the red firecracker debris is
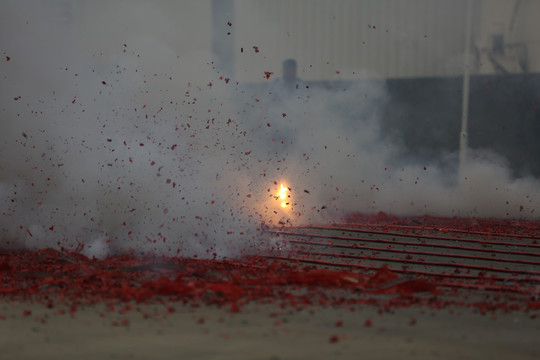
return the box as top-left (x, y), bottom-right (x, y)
top-left (0, 215), bottom-right (538, 316)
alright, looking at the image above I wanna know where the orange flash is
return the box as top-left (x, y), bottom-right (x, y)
top-left (278, 184), bottom-right (289, 208)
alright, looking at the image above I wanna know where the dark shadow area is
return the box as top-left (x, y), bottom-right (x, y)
top-left (259, 74), bottom-right (540, 177)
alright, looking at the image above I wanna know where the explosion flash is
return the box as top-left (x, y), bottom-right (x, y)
top-left (277, 183), bottom-right (290, 208)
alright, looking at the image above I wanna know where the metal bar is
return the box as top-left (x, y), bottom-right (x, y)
top-left (341, 222), bottom-right (540, 240)
top-left (295, 250), bottom-right (540, 276)
top-left (264, 255), bottom-right (537, 289)
top-left (268, 230), bottom-right (540, 257)
top-left (299, 225), bottom-right (540, 248)
top-left (285, 238), bottom-right (540, 266)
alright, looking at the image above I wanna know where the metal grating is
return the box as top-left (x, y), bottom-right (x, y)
top-left (264, 219), bottom-right (540, 295)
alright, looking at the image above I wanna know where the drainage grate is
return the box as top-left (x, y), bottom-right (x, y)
top-left (264, 218), bottom-right (540, 296)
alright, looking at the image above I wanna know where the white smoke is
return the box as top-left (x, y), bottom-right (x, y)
top-left (1, 1), bottom-right (539, 259)
top-left (253, 81), bottom-right (539, 224)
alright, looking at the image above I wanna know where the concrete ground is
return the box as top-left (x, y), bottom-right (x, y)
top-left (1, 300), bottom-right (538, 360)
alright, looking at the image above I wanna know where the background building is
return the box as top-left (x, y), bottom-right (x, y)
top-left (233, 0), bottom-right (540, 81)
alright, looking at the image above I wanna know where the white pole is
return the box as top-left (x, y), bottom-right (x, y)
top-left (459, 0), bottom-right (473, 180)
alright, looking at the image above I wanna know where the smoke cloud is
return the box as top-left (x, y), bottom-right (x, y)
top-left (1, 1), bottom-right (539, 259)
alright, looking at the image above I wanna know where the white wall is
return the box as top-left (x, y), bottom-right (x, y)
top-left (53, 0), bottom-right (540, 82)
top-left (511, 0), bottom-right (540, 73)
top-left (74, 0), bottom-right (213, 73)
top-left (233, 0), bottom-right (540, 82)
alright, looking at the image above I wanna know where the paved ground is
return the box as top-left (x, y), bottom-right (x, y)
top-left (1, 300), bottom-right (538, 360)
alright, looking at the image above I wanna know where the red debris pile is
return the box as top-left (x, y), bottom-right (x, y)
top-left (0, 247), bottom-right (537, 314)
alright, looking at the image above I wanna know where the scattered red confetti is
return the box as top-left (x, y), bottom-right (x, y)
top-left (282, 113), bottom-right (286, 117)
top-left (111, 318), bottom-right (130, 327)
top-left (335, 320), bottom-right (343, 327)
top-left (264, 71), bottom-right (273, 79)
top-left (528, 302), bottom-right (540, 310)
top-left (329, 335), bottom-right (340, 343)
top-left (364, 319), bottom-right (373, 327)
top-left (0, 249), bottom-right (508, 313)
